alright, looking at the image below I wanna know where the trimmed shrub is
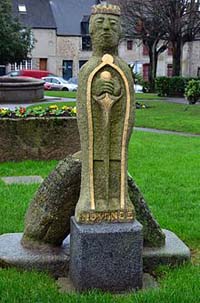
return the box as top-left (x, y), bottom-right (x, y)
top-left (168, 77), bottom-right (186, 96)
top-left (155, 77), bottom-right (169, 96)
top-left (185, 79), bottom-right (200, 104)
top-left (155, 76), bottom-right (200, 97)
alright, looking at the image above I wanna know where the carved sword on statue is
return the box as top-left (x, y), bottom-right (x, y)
top-left (93, 71), bottom-right (122, 205)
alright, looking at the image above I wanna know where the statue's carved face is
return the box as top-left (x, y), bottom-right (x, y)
top-left (89, 14), bottom-right (121, 51)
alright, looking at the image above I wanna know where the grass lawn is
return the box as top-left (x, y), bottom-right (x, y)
top-left (135, 101), bottom-right (200, 134)
top-left (44, 90), bottom-right (76, 99)
top-left (44, 91), bottom-right (162, 100)
top-left (0, 132), bottom-right (199, 302)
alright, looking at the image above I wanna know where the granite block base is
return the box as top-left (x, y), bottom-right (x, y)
top-left (69, 217), bottom-right (143, 292)
top-left (0, 233), bottom-right (70, 278)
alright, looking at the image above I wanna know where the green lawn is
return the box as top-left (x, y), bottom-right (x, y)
top-left (0, 132), bottom-right (199, 302)
top-left (44, 90), bottom-right (76, 99)
top-left (135, 101), bottom-right (200, 134)
top-left (44, 91), bottom-right (161, 100)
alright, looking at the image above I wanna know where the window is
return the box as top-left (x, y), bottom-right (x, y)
top-left (81, 16), bottom-right (90, 35)
top-left (11, 58), bottom-right (32, 71)
top-left (127, 40), bottom-right (133, 50)
top-left (63, 60), bottom-right (73, 80)
top-left (10, 71), bottom-right (20, 77)
top-left (167, 64), bottom-right (173, 77)
top-left (52, 79), bottom-right (60, 84)
top-left (79, 60), bottom-right (87, 69)
top-left (143, 63), bottom-right (150, 81)
top-left (82, 36), bottom-right (92, 51)
top-left (81, 16), bottom-right (92, 51)
top-left (18, 4), bottom-right (27, 13)
top-left (197, 67), bottom-right (200, 77)
top-left (143, 44), bottom-right (149, 56)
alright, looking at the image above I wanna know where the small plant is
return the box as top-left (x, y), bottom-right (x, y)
top-left (185, 80), bottom-right (200, 104)
top-left (136, 102), bottom-right (149, 109)
top-left (0, 105), bottom-right (76, 118)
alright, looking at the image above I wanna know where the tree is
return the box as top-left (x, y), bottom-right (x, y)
top-left (111, 0), bottom-right (200, 82)
top-left (0, 0), bottom-right (34, 65)
top-left (111, 0), bottom-right (168, 91)
top-left (155, 0), bottom-right (200, 76)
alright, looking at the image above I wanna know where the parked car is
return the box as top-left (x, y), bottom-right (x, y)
top-left (68, 76), bottom-right (78, 85)
top-left (42, 76), bottom-right (78, 91)
top-left (134, 84), bottom-right (143, 93)
top-left (44, 82), bottom-right (52, 90)
top-left (4, 69), bottom-right (56, 79)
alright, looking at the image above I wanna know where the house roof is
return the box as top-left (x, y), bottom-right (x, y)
top-left (49, 0), bottom-right (97, 36)
top-left (12, 0), bottom-right (56, 29)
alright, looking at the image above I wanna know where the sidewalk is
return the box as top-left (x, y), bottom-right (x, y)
top-left (140, 96), bottom-right (200, 105)
top-left (0, 96), bottom-right (76, 110)
top-left (134, 127), bottom-right (200, 137)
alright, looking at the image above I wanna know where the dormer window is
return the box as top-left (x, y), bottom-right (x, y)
top-left (18, 4), bottom-right (27, 13)
top-left (81, 16), bottom-right (90, 35)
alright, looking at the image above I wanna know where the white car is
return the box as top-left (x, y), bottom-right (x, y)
top-left (134, 84), bottom-right (143, 93)
top-left (42, 76), bottom-right (77, 91)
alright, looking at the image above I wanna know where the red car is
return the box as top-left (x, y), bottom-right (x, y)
top-left (5, 69), bottom-right (56, 79)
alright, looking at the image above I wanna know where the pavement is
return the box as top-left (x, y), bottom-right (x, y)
top-left (139, 96), bottom-right (200, 105)
top-left (0, 96), bottom-right (75, 110)
top-left (134, 127), bottom-right (200, 137)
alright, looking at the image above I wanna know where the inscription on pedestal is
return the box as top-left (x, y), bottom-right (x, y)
top-left (79, 210), bottom-right (135, 224)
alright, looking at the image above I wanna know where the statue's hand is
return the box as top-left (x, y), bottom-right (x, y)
top-left (96, 79), bottom-right (114, 96)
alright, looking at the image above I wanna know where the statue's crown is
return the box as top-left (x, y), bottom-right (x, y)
top-left (91, 4), bottom-right (121, 16)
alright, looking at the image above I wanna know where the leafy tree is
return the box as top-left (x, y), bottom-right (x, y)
top-left (111, 0), bottom-right (168, 91)
top-left (0, 0), bottom-right (34, 65)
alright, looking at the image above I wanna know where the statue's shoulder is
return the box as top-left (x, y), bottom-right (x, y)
top-left (78, 57), bottom-right (100, 80)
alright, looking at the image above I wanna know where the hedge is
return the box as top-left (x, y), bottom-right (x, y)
top-left (155, 76), bottom-right (200, 97)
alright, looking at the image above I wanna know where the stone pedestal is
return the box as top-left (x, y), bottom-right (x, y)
top-left (70, 217), bottom-right (143, 292)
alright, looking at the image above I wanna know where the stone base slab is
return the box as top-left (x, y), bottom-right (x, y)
top-left (70, 217), bottom-right (143, 292)
top-left (143, 229), bottom-right (191, 271)
top-left (0, 229), bottom-right (190, 280)
top-left (0, 233), bottom-right (70, 278)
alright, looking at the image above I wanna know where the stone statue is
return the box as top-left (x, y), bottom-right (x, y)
top-left (0, 4), bottom-right (189, 287)
top-left (21, 3), bottom-right (164, 250)
top-left (75, 4), bottom-right (136, 223)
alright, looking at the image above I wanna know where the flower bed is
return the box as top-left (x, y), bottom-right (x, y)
top-left (0, 104), bottom-right (76, 118)
top-left (0, 105), bottom-right (80, 162)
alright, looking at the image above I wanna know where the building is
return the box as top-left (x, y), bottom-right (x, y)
top-left (50, 0), bottom-right (95, 78)
top-left (8, 0), bottom-right (200, 80)
top-left (11, 0), bottom-right (57, 73)
top-left (9, 0), bottom-right (97, 78)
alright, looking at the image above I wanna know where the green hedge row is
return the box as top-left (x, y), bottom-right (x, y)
top-left (155, 76), bottom-right (200, 97)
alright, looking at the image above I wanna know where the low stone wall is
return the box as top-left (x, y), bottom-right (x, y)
top-left (0, 117), bottom-right (80, 162)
